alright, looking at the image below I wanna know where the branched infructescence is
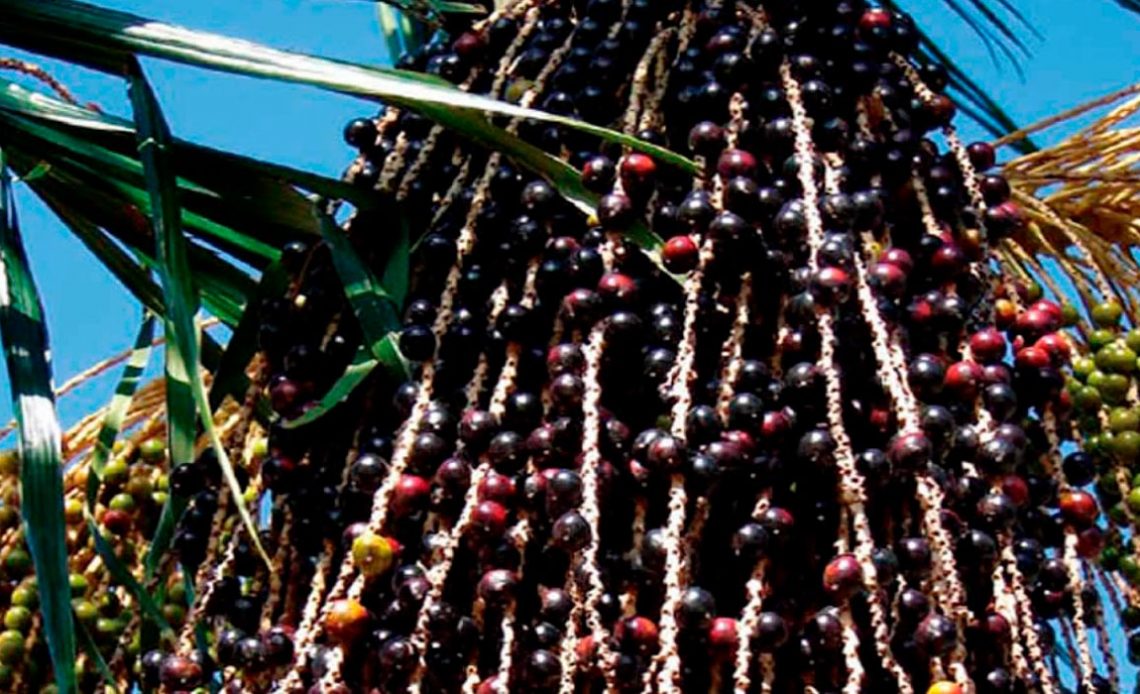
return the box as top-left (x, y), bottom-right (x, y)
top-left (7, 2), bottom-right (1140, 693)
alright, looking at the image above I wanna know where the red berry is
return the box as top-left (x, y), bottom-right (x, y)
top-left (478, 472), bottom-right (516, 504)
top-left (708, 617), bottom-right (738, 653)
top-left (930, 244), bottom-right (966, 278)
top-left (999, 475), bottom-right (1029, 507)
top-left (812, 266), bottom-right (852, 305)
top-left (391, 475), bottom-right (431, 517)
top-left (1077, 526), bottom-right (1104, 558)
top-left (722, 430), bottom-right (757, 456)
top-left (944, 361), bottom-right (983, 400)
top-left (618, 616), bottom-right (659, 652)
top-left (716, 149), bottom-right (758, 180)
top-left (969, 328), bottom-right (1007, 363)
top-left (822, 553), bottom-right (864, 599)
top-left (160, 654), bottom-right (204, 690)
top-left (597, 272), bottom-right (638, 305)
top-left (1014, 308), bottom-right (1058, 340)
top-left (1059, 490), bottom-right (1098, 527)
top-left (1031, 299), bottom-right (1063, 323)
top-left (879, 247), bottom-right (914, 273)
top-left (859, 9), bottom-right (892, 31)
top-left (761, 411), bottom-right (791, 442)
top-left (662, 235), bottom-right (700, 273)
top-left (452, 31), bottom-right (485, 60)
top-left (869, 261), bottom-right (907, 298)
top-left (1035, 333), bottom-right (1071, 364)
top-left (1015, 346), bottom-right (1051, 370)
top-left (925, 94), bottom-right (956, 125)
top-left (103, 509), bottom-right (132, 536)
top-left (619, 153), bottom-right (657, 192)
top-left (471, 500), bottom-right (509, 538)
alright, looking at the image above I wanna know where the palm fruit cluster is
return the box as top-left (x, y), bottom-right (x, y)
top-left (1, 0), bottom-right (1139, 693)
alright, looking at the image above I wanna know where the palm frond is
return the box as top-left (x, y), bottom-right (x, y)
top-left (1001, 82), bottom-right (1140, 319)
top-left (0, 0), bottom-right (696, 177)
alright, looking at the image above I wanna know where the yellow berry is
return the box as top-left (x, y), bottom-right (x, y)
top-left (351, 532), bottom-right (396, 578)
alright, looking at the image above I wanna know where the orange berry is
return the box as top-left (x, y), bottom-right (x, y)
top-left (325, 599), bottom-right (370, 645)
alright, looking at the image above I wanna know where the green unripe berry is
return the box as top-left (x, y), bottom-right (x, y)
top-left (108, 492), bottom-right (136, 513)
top-left (1103, 546), bottom-right (1122, 571)
top-left (1061, 304), bottom-right (1080, 327)
top-left (138, 438), bottom-right (166, 463)
top-left (1127, 487), bottom-right (1140, 514)
top-left (151, 491), bottom-right (168, 507)
top-left (72, 599), bottom-right (97, 623)
top-left (1022, 281), bottom-right (1043, 302)
top-left (162, 603), bottom-right (186, 627)
top-left (1113, 431), bottom-right (1140, 462)
top-left (1110, 502), bottom-right (1131, 526)
top-left (251, 436), bottom-right (269, 458)
top-left (0, 630), bottom-right (24, 664)
top-left (125, 475), bottom-right (153, 500)
top-left (4, 548), bottom-right (31, 577)
top-left (69, 573), bottom-right (88, 597)
top-left (1075, 386), bottom-right (1103, 413)
top-left (1099, 374), bottom-right (1132, 405)
top-left (1121, 555), bottom-right (1140, 583)
top-left (103, 458), bottom-right (129, 485)
top-left (1089, 328), bottom-right (1118, 351)
top-left (95, 618), bottom-right (125, 637)
top-left (64, 498), bottom-right (84, 525)
top-left (1096, 343), bottom-right (1138, 373)
top-left (1092, 300), bottom-right (1124, 327)
top-left (1110, 407), bottom-right (1140, 432)
top-left (10, 585), bottom-right (36, 609)
top-left (2, 607), bottom-right (30, 632)
top-left (1072, 356), bottom-right (1096, 382)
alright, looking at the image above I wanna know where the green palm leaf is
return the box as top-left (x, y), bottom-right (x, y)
top-left (0, 150), bottom-right (77, 694)
top-left (0, 0), bottom-right (697, 178)
top-left (127, 61), bottom-right (270, 570)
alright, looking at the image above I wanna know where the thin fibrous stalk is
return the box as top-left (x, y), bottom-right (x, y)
top-left (1085, 561), bottom-right (1120, 690)
top-left (577, 324), bottom-right (619, 690)
top-left (1041, 410), bottom-right (1097, 692)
